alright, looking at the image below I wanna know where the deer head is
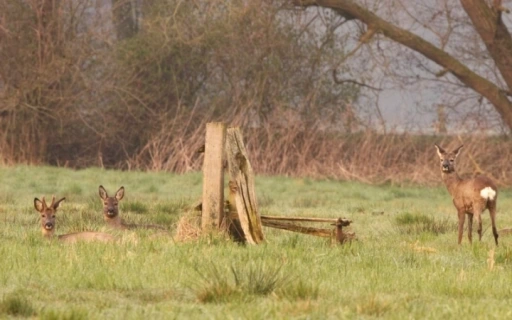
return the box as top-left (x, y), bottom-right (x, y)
top-left (98, 186), bottom-right (124, 221)
top-left (34, 196), bottom-right (66, 237)
top-left (434, 144), bottom-right (463, 174)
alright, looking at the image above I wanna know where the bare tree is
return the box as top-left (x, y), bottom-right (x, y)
top-left (111, 0), bottom-right (139, 40)
top-left (292, 0), bottom-right (512, 132)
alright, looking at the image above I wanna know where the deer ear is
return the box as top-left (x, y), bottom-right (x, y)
top-left (34, 198), bottom-right (44, 212)
top-left (453, 145), bottom-right (463, 157)
top-left (53, 197), bottom-right (66, 210)
top-left (115, 186), bottom-right (125, 201)
top-left (434, 144), bottom-right (445, 158)
top-left (99, 185), bottom-right (108, 200)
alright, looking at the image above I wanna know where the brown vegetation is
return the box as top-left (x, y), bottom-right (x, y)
top-left (243, 129), bottom-right (510, 186)
top-left (1, 1), bottom-right (511, 186)
top-left (120, 114), bottom-right (512, 186)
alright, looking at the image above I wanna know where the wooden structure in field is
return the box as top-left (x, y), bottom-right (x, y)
top-left (201, 122), bottom-right (226, 231)
top-left (200, 122), bottom-right (264, 244)
top-left (225, 127), bottom-right (265, 244)
top-left (200, 122), bottom-right (354, 245)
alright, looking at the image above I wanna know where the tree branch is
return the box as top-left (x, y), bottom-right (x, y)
top-left (332, 70), bottom-right (382, 91)
top-left (292, 0), bottom-right (512, 131)
top-left (460, 0), bottom-right (512, 90)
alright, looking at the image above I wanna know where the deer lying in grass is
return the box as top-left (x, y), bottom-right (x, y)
top-left (434, 144), bottom-right (499, 245)
top-left (34, 196), bottom-right (114, 243)
top-left (99, 185), bottom-right (166, 231)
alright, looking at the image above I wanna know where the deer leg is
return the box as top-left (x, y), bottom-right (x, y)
top-left (475, 211), bottom-right (483, 242)
top-left (457, 210), bottom-right (465, 245)
top-left (467, 213), bottom-right (473, 243)
top-left (488, 201), bottom-right (499, 246)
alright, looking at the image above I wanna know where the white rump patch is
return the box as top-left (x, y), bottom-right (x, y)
top-left (480, 187), bottom-right (496, 201)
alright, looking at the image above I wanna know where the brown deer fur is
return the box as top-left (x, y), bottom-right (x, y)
top-left (34, 196), bottom-right (114, 243)
top-left (98, 186), bottom-right (166, 231)
top-left (434, 144), bottom-right (499, 245)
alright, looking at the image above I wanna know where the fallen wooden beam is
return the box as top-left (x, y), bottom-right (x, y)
top-left (261, 215), bottom-right (351, 224)
top-left (262, 216), bottom-right (355, 243)
top-left (261, 220), bottom-right (333, 238)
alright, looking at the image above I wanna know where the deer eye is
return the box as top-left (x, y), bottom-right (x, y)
top-left (42, 214), bottom-right (46, 218)
top-left (449, 159), bottom-right (454, 162)
top-left (52, 215), bottom-right (55, 218)
top-left (104, 202), bottom-right (108, 205)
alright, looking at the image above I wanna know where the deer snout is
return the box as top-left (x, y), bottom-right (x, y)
top-left (44, 222), bottom-right (54, 230)
top-left (106, 207), bottom-right (116, 217)
top-left (441, 162), bottom-right (451, 171)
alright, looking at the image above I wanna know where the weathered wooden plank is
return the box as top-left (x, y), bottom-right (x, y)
top-left (225, 127), bottom-right (264, 244)
top-left (261, 215), bottom-right (344, 223)
top-left (201, 122), bottom-right (226, 231)
top-left (261, 220), bottom-right (333, 238)
top-left (225, 181), bottom-right (246, 242)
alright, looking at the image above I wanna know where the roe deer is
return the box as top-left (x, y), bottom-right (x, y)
top-left (98, 185), bottom-right (166, 230)
top-left (34, 196), bottom-right (114, 243)
top-left (434, 144), bottom-right (499, 245)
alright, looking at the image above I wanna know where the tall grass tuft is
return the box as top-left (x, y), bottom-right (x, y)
top-left (494, 246), bottom-right (512, 266)
top-left (232, 262), bottom-right (286, 296)
top-left (193, 261), bottom-right (288, 303)
top-left (39, 308), bottom-right (88, 320)
top-left (395, 212), bottom-right (456, 235)
top-left (356, 294), bottom-right (393, 317)
top-left (193, 263), bottom-right (240, 303)
top-left (278, 279), bottom-right (319, 301)
top-left (0, 293), bottom-right (36, 317)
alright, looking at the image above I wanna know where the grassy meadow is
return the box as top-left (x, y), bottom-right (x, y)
top-left (1, 165), bottom-right (512, 319)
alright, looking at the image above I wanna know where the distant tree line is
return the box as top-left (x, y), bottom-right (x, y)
top-left (0, 0), bottom-right (359, 168)
top-left (2, 0), bottom-right (511, 186)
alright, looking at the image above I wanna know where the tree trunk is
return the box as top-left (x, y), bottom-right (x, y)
top-left (293, 0), bottom-right (512, 131)
top-left (460, 0), bottom-right (512, 90)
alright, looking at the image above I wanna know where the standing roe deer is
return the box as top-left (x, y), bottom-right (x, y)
top-left (434, 144), bottom-right (499, 245)
top-left (98, 185), bottom-right (166, 230)
top-left (34, 196), bottom-right (114, 243)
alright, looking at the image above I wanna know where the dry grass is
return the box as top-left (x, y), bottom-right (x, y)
top-left (3, 96), bottom-right (509, 186)
top-left (125, 114), bottom-right (512, 186)
top-left (2, 0), bottom-right (510, 188)
top-left (175, 211), bottom-right (202, 243)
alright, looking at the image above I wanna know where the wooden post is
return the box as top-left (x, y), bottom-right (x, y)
top-left (225, 127), bottom-right (264, 244)
top-left (226, 181), bottom-right (246, 242)
top-left (201, 122), bottom-right (226, 231)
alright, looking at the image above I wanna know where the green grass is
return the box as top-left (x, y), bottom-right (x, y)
top-left (0, 292), bottom-right (36, 317)
top-left (1, 165), bottom-right (512, 318)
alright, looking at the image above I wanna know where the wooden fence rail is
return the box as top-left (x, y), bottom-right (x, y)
top-left (200, 122), bottom-right (355, 245)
